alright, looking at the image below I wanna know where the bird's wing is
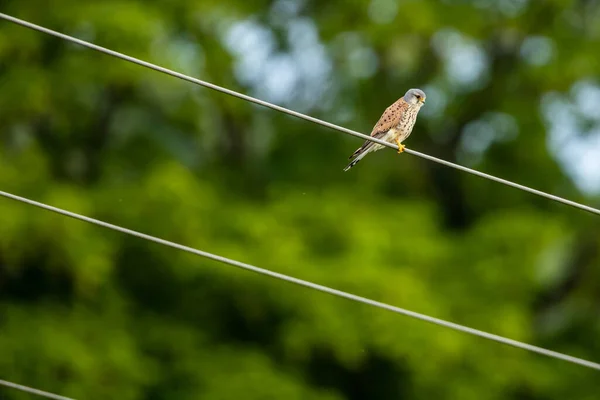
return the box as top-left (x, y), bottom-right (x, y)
top-left (369, 97), bottom-right (408, 138)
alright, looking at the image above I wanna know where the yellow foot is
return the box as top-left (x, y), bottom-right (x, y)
top-left (396, 141), bottom-right (405, 153)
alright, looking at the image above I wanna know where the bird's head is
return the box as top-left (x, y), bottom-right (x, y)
top-left (404, 88), bottom-right (426, 106)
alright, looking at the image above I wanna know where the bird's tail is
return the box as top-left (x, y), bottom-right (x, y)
top-left (343, 143), bottom-right (374, 171)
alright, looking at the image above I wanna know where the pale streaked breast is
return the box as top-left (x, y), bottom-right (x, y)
top-left (395, 106), bottom-right (420, 141)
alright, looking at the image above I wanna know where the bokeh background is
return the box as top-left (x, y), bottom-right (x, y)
top-left (1, 0), bottom-right (600, 399)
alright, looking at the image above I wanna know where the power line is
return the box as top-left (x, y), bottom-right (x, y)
top-left (1, 13), bottom-right (599, 217)
top-left (1, 189), bottom-right (599, 370)
top-left (0, 379), bottom-right (75, 400)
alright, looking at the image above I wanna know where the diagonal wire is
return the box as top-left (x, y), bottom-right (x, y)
top-left (1, 13), bottom-right (599, 217)
top-left (1, 189), bottom-right (600, 371)
top-left (0, 379), bottom-right (75, 400)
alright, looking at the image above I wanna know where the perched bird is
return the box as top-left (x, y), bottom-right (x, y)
top-left (344, 88), bottom-right (426, 171)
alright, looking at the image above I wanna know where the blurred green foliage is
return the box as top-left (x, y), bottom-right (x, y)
top-left (1, 0), bottom-right (600, 399)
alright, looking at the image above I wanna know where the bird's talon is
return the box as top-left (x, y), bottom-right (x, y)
top-left (397, 144), bottom-right (405, 153)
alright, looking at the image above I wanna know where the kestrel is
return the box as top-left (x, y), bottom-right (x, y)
top-left (344, 88), bottom-right (426, 171)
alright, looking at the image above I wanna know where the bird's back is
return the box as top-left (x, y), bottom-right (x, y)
top-left (369, 97), bottom-right (409, 138)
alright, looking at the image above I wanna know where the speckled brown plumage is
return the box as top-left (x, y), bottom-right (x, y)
top-left (344, 88), bottom-right (426, 171)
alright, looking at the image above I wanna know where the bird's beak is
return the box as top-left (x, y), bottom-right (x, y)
top-left (419, 98), bottom-right (426, 104)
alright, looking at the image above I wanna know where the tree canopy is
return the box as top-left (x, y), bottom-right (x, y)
top-left (1, 0), bottom-right (600, 399)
